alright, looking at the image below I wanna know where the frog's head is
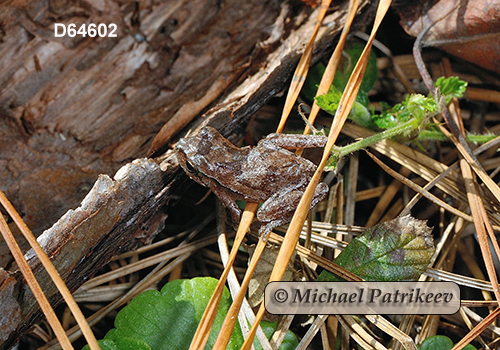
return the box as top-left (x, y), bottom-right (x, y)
top-left (174, 126), bottom-right (226, 185)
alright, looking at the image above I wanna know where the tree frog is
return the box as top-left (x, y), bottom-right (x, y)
top-left (174, 126), bottom-right (329, 237)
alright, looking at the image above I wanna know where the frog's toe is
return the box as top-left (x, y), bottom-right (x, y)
top-left (311, 182), bottom-right (329, 208)
top-left (258, 219), bottom-right (290, 241)
top-left (229, 209), bottom-right (242, 227)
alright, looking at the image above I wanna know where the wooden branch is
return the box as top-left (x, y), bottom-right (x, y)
top-left (1, 159), bottom-right (174, 348)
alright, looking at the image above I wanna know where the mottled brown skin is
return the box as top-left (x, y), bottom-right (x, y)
top-left (174, 126), bottom-right (329, 237)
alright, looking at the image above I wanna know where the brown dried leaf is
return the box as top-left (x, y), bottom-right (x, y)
top-left (396, 0), bottom-right (500, 73)
top-left (246, 244), bottom-right (296, 307)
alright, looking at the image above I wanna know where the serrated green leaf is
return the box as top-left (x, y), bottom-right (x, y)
top-left (318, 215), bottom-right (435, 282)
top-left (371, 102), bottom-right (404, 129)
top-left (435, 76), bottom-right (468, 101)
top-left (89, 277), bottom-right (298, 350)
top-left (315, 85), bottom-right (374, 129)
top-left (315, 85), bottom-right (343, 115)
top-left (406, 94), bottom-right (438, 122)
top-left (370, 94), bottom-right (438, 143)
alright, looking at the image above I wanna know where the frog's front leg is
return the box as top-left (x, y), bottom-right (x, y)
top-left (209, 185), bottom-right (242, 225)
top-left (256, 182), bottom-right (329, 238)
top-left (258, 133), bottom-right (327, 150)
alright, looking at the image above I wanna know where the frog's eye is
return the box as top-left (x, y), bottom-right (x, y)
top-left (185, 161), bottom-right (197, 174)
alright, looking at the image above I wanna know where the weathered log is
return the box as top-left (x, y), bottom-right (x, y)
top-left (0, 0), bottom-right (373, 347)
top-left (1, 158), bottom-right (175, 348)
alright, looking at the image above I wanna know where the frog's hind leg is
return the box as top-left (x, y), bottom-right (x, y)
top-left (257, 183), bottom-right (328, 239)
top-left (258, 217), bottom-right (292, 241)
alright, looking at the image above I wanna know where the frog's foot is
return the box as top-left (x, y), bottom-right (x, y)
top-left (224, 205), bottom-right (242, 230)
top-left (258, 219), bottom-right (291, 241)
top-left (310, 182), bottom-right (329, 208)
top-left (256, 183), bottom-right (329, 239)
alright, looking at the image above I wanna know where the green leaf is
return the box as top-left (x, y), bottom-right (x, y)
top-left (372, 93), bottom-right (437, 132)
top-left (258, 321), bottom-right (298, 350)
top-left (332, 41), bottom-right (378, 94)
top-left (406, 94), bottom-right (438, 123)
top-left (302, 41), bottom-right (377, 103)
top-left (371, 77), bottom-right (466, 133)
top-left (315, 85), bottom-right (343, 115)
top-left (420, 335), bottom-right (453, 350)
top-left (419, 335), bottom-right (477, 350)
top-left (463, 344), bottom-right (478, 350)
top-left (103, 277), bottom-right (243, 350)
top-left (82, 338), bottom-right (151, 350)
top-left (302, 63), bottom-right (326, 101)
top-left (83, 339), bottom-right (118, 350)
top-left (356, 89), bottom-right (370, 108)
top-left (313, 41), bottom-right (377, 129)
top-left (315, 85), bottom-right (374, 129)
top-left (89, 277), bottom-right (298, 350)
top-left (435, 76), bottom-right (468, 101)
top-left (318, 215), bottom-right (435, 282)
